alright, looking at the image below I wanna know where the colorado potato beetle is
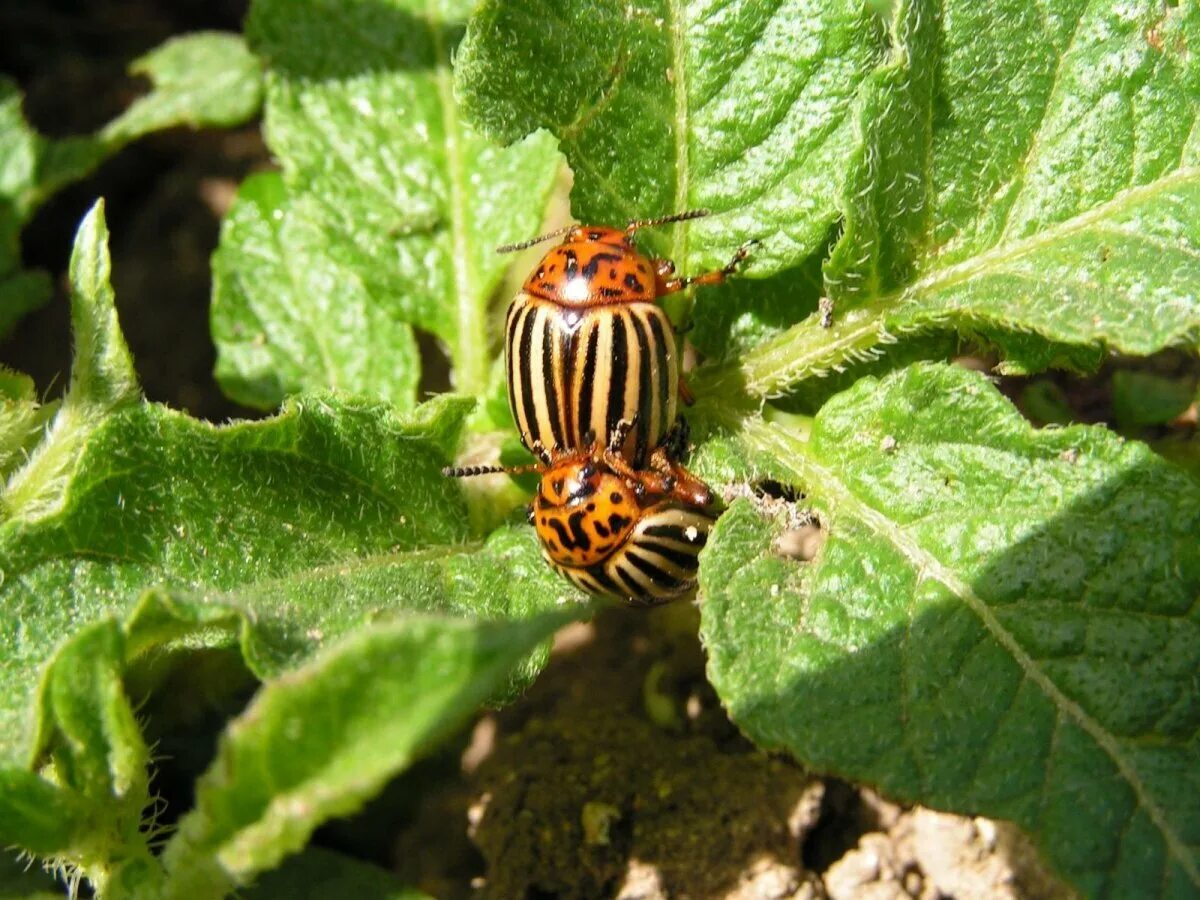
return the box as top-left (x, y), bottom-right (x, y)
top-left (445, 421), bottom-right (717, 604)
top-left (501, 209), bottom-right (754, 468)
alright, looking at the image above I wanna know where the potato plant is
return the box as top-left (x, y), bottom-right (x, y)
top-left (0, 1), bottom-right (1198, 897)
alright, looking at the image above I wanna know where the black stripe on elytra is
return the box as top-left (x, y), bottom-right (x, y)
top-left (541, 314), bottom-right (563, 448)
top-left (581, 251), bottom-right (624, 280)
top-left (642, 523), bottom-right (709, 547)
top-left (624, 549), bottom-right (679, 588)
top-left (647, 312), bottom-right (672, 441)
top-left (631, 312), bottom-right (655, 465)
top-left (584, 564), bottom-right (624, 597)
top-left (518, 305), bottom-right (541, 447)
top-left (575, 320), bottom-right (599, 446)
top-left (636, 538), bottom-right (701, 573)
top-left (605, 313), bottom-right (629, 447)
top-left (609, 562), bottom-right (643, 598)
top-left (560, 317), bottom-right (578, 442)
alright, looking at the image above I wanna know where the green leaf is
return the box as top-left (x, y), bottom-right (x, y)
top-left (0, 370), bottom-right (57, 483)
top-left (0, 390), bottom-right (563, 763)
top-left (242, 847), bottom-right (430, 900)
top-left (100, 32), bottom-right (264, 144)
top-left (211, 0), bottom-right (561, 404)
top-left (700, 363), bottom-right (1200, 898)
top-left (2, 201), bottom-right (140, 522)
top-left (713, 0), bottom-right (1200, 399)
top-left (1111, 370), bottom-right (1195, 430)
top-left (211, 173), bottom-right (421, 409)
top-left (0, 35), bottom-right (262, 337)
top-left (455, 0), bottom-right (883, 284)
top-left (0, 208), bottom-right (579, 779)
top-left (160, 609), bottom-right (574, 898)
top-left (0, 768), bottom-right (92, 857)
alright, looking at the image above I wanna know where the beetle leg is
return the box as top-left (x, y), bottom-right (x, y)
top-left (662, 417), bottom-right (691, 463)
top-left (528, 440), bottom-right (554, 467)
top-left (677, 377), bottom-right (695, 407)
top-left (656, 239), bottom-right (759, 296)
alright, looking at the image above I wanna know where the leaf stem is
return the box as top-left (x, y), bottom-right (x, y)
top-left (693, 304), bottom-right (899, 404)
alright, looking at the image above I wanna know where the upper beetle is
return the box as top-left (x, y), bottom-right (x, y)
top-left (502, 210), bottom-right (754, 469)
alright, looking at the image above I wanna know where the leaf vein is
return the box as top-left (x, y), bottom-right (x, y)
top-left (745, 419), bottom-right (1200, 887)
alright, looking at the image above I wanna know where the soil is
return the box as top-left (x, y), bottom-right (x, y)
top-left (389, 607), bottom-right (1072, 900)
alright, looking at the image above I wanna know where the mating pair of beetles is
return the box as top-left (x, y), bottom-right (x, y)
top-left (445, 210), bottom-right (754, 603)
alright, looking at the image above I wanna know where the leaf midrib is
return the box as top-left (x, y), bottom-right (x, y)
top-left (427, 4), bottom-right (483, 396)
top-left (722, 166), bottom-right (1200, 399)
top-left (739, 416), bottom-right (1200, 888)
top-left (666, 0), bottom-right (691, 266)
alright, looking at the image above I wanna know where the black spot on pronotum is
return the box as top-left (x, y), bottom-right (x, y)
top-left (610, 492), bottom-right (623, 504)
top-left (624, 273), bottom-right (641, 291)
top-left (609, 268), bottom-right (619, 279)
top-left (587, 503), bottom-right (596, 512)
top-left (567, 510), bottom-right (592, 549)
top-left (607, 513), bottom-right (632, 533)
top-left (582, 252), bottom-right (624, 280)
top-left (594, 520), bottom-right (610, 538)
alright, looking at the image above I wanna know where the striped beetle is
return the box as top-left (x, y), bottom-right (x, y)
top-left (444, 421), bottom-right (716, 604)
top-left (501, 210), bottom-right (755, 468)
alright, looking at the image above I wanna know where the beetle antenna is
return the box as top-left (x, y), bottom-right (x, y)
top-left (495, 225), bottom-right (574, 254)
top-left (442, 463), bottom-right (543, 478)
top-left (626, 209), bottom-right (711, 233)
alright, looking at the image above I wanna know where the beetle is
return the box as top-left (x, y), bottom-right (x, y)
top-left (501, 209), bottom-right (754, 468)
top-left (444, 421), bottom-right (717, 604)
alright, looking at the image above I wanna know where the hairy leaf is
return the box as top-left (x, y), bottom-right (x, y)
top-left (210, 0), bottom-right (561, 405)
top-left (161, 610), bottom-right (573, 897)
top-left (456, 0), bottom-right (882, 287)
top-left (0, 371), bottom-right (57, 483)
top-left (700, 363), bottom-right (1200, 898)
top-left (3, 202), bottom-right (140, 522)
top-left (211, 173), bottom-right (421, 408)
top-left (0, 210), bottom-right (578, 788)
top-left (721, 0), bottom-right (1200, 397)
